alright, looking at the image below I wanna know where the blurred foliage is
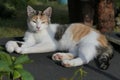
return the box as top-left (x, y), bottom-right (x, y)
top-left (0, 0), bottom-right (29, 18)
top-left (0, 0), bottom-right (68, 38)
top-left (0, 3), bottom-right (15, 18)
top-left (0, 0), bottom-right (61, 18)
top-left (60, 68), bottom-right (87, 80)
top-left (0, 0), bottom-right (119, 19)
top-left (115, 0), bottom-right (120, 7)
top-left (0, 46), bottom-right (34, 80)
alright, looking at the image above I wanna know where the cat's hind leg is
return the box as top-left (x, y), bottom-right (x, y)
top-left (52, 46), bottom-right (77, 61)
top-left (62, 44), bottom-right (97, 67)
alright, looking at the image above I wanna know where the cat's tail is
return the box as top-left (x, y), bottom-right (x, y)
top-left (96, 44), bottom-right (113, 70)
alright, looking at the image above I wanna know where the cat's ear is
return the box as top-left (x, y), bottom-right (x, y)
top-left (43, 7), bottom-right (52, 18)
top-left (27, 5), bottom-right (36, 17)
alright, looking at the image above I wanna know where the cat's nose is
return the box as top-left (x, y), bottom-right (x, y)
top-left (36, 26), bottom-right (40, 30)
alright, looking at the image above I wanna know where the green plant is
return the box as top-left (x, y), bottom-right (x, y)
top-left (60, 68), bottom-right (87, 80)
top-left (0, 46), bottom-right (34, 80)
top-left (115, 0), bottom-right (120, 7)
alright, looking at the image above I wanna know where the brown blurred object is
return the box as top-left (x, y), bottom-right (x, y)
top-left (97, 0), bottom-right (115, 33)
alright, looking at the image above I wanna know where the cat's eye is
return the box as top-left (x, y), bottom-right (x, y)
top-left (41, 22), bottom-right (46, 24)
top-left (32, 21), bottom-right (36, 23)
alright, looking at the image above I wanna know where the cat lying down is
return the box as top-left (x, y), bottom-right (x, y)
top-left (5, 6), bottom-right (113, 70)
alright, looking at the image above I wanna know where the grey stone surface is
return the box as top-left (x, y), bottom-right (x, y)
top-left (0, 37), bottom-right (120, 80)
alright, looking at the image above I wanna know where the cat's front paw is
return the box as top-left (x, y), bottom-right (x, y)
top-left (6, 46), bottom-right (14, 53)
top-left (5, 41), bottom-right (18, 53)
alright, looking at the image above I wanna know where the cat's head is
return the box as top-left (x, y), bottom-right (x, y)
top-left (27, 5), bottom-right (52, 32)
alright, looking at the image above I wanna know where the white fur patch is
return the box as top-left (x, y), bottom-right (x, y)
top-left (5, 41), bottom-right (19, 53)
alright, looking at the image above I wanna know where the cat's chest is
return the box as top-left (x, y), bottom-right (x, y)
top-left (33, 31), bottom-right (49, 43)
top-left (33, 33), bottom-right (42, 43)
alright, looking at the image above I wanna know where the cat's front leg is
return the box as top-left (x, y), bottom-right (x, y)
top-left (17, 42), bottom-right (57, 54)
top-left (15, 44), bottom-right (33, 54)
top-left (15, 47), bottom-right (23, 54)
top-left (15, 40), bottom-right (36, 53)
top-left (15, 47), bottom-right (28, 54)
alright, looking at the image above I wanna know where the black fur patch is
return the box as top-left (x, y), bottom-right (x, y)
top-left (17, 42), bottom-right (22, 47)
top-left (54, 24), bottom-right (70, 41)
top-left (36, 10), bottom-right (39, 15)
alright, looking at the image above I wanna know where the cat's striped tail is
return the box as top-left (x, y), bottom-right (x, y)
top-left (96, 44), bottom-right (113, 70)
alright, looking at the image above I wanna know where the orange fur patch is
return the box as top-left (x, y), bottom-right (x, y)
top-left (71, 23), bottom-right (91, 42)
top-left (98, 34), bottom-right (108, 47)
top-left (40, 15), bottom-right (48, 21)
top-left (91, 28), bottom-right (108, 47)
top-left (31, 15), bottom-right (38, 21)
top-left (31, 14), bottom-right (49, 23)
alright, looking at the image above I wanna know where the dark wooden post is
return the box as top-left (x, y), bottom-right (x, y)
top-left (68, 0), bottom-right (81, 23)
top-left (68, 0), bottom-right (97, 27)
top-left (97, 0), bottom-right (115, 33)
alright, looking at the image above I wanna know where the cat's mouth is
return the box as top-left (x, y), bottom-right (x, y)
top-left (36, 29), bottom-right (41, 31)
top-left (36, 27), bottom-right (40, 30)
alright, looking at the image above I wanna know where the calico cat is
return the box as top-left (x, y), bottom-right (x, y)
top-left (5, 6), bottom-right (113, 69)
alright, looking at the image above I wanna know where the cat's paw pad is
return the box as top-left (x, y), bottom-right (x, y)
top-left (52, 53), bottom-right (74, 61)
top-left (52, 53), bottom-right (64, 61)
top-left (62, 60), bottom-right (73, 67)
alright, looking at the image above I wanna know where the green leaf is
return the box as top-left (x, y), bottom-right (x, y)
top-left (12, 56), bottom-right (16, 61)
top-left (0, 72), bottom-right (3, 80)
top-left (0, 52), bottom-right (12, 65)
top-left (13, 70), bottom-right (21, 79)
top-left (70, 68), bottom-right (87, 80)
top-left (17, 69), bottom-right (34, 80)
top-left (0, 60), bottom-right (12, 72)
top-left (0, 72), bottom-right (10, 79)
top-left (79, 68), bottom-right (87, 77)
top-left (14, 64), bottom-right (23, 69)
top-left (14, 55), bottom-right (32, 65)
top-left (0, 46), bottom-right (4, 51)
